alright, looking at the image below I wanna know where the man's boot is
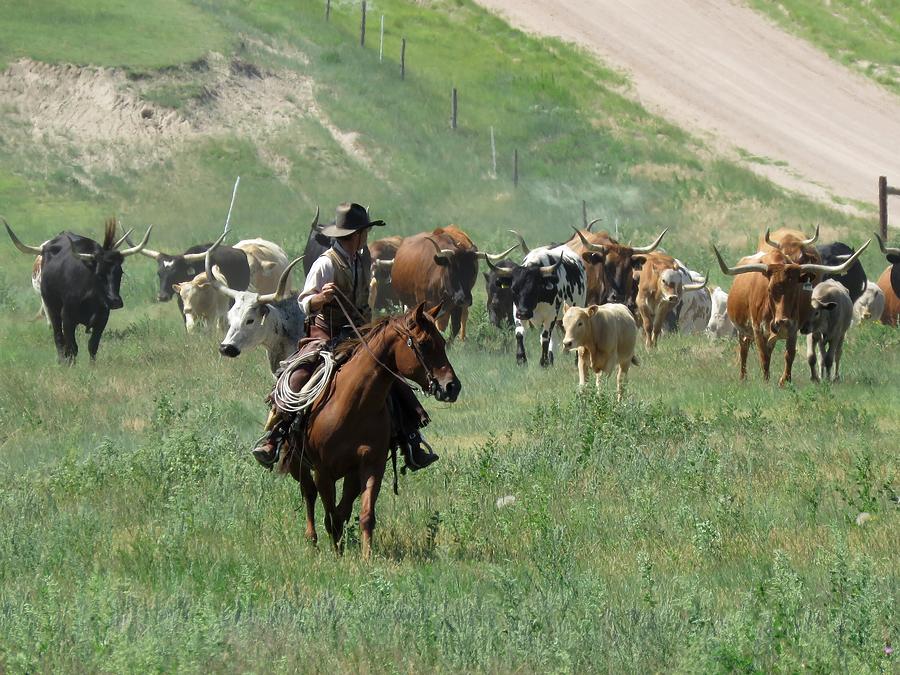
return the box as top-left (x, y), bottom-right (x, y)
top-left (251, 410), bottom-right (292, 469)
top-left (401, 430), bottom-right (439, 472)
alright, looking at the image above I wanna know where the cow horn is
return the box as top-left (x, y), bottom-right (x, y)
top-left (485, 256), bottom-right (514, 277)
top-left (425, 237), bottom-right (454, 259)
top-left (539, 253), bottom-right (566, 276)
top-left (571, 226), bottom-right (607, 253)
top-left (374, 258), bottom-right (395, 271)
top-left (763, 227), bottom-right (782, 251)
top-left (310, 205), bottom-right (320, 231)
top-left (257, 256), bottom-right (303, 304)
top-left (124, 231), bottom-right (164, 260)
top-left (203, 238), bottom-right (242, 300)
top-left (875, 232), bottom-right (900, 256)
top-left (799, 239), bottom-right (870, 275)
top-left (118, 226), bottom-right (153, 257)
top-left (683, 270), bottom-right (708, 292)
top-left (713, 246), bottom-right (768, 276)
top-left (507, 229), bottom-right (530, 255)
top-left (586, 218), bottom-right (602, 232)
top-left (183, 229), bottom-right (227, 262)
top-left (631, 228), bottom-right (668, 254)
top-left (476, 244), bottom-right (518, 262)
top-left (112, 228), bottom-right (134, 250)
top-left (801, 224), bottom-right (820, 245)
top-left (3, 218), bottom-right (44, 255)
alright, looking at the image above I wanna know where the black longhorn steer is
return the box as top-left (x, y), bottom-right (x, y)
top-left (5, 218), bottom-right (151, 363)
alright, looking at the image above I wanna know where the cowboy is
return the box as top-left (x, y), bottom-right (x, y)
top-left (251, 202), bottom-right (439, 471)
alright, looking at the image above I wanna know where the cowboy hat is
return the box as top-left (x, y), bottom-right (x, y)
top-left (319, 202), bottom-right (385, 238)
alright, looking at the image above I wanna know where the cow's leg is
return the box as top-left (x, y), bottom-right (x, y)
top-left (515, 319), bottom-right (527, 366)
top-left (832, 336), bottom-right (844, 383)
top-left (779, 332), bottom-right (796, 387)
top-left (539, 323), bottom-right (552, 367)
top-left (577, 348), bottom-right (589, 389)
top-left (822, 336), bottom-right (836, 382)
top-left (314, 471), bottom-right (341, 553)
top-left (459, 306), bottom-right (469, 341)
top-left (299, 465), bottom-right (318, 544)
top-left (448, 306), bottom-right (462, 341)
top-left (738, 333), bottom-right (751, 381)
top-left (87, 308), bottom-right (109, 363)
top-left (616, 359), bottom-right (630, 402)
top-left (546, 320), bottom-right (557, 366)
top-left (358, 462), bottom-right (385, 561)
top-left (807, 333), bottom-right (819, 383)
top-left (61, 309), bottom-right (78, 365)
top-left (639, 305), bottom-right (653, 347)
top-left (47, 305), bottom-right (66, 362)
top-left (753, 330), bottom-right (771, 381)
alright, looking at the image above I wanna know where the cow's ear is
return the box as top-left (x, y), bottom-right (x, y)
top-left (260, 304), bottom-right (270, 317)
top-left (433, 255), bottom-right (450, 267)
top-left (261, 260), bottom-right (278, 270)
top-left (172, 283), bottom-right (182, 294)
top-left (631, 255), bottom-right (647, 270)
top-left (563, 301), bottom-right (571, 314)
top-left (583, 252), bottom-right (604, 265)
top-left (587, 305), bottom-right (598, 316)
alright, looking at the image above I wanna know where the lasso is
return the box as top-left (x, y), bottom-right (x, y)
top-left (272, 350), bottom-right (336, 413)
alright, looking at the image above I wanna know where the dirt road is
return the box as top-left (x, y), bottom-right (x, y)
top-left (475, 0), bottom-right (900, 225)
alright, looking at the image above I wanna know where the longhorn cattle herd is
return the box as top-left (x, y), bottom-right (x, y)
top-left (3, 212), bottom-right (899, 394)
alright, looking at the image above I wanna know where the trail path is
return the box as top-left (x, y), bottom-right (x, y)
top-left (475, 0), bottom-right (900, 226)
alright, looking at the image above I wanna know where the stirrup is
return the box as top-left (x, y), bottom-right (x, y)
top-left (250, 431), bottom-right (280, 470)
top-left (401, 433), bottom-right (440, 473)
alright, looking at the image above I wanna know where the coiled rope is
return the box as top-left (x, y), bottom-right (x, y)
top-left (272, 350), bottom-right (335, 413)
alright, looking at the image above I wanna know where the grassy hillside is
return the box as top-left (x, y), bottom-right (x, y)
top-left (750, 0), bottom-right (900, 97)
top-left (0, 0), bottom-right (897, 672)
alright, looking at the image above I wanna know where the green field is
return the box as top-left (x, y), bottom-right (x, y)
top-left (0, 1), bottom-right (898, 672)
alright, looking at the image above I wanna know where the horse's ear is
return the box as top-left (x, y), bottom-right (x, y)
top-left (411, 301), bottom-right (427, 327)
top-left (426, 301), bottom-right (444, 321)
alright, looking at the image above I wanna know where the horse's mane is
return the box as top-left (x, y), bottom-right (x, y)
top-left (333, 315), bottom-right (395, 359)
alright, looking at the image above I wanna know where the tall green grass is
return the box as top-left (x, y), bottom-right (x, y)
top-left (0, 1), bottom-right (898, 671)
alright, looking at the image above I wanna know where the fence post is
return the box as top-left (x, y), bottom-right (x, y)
top-left (400, 38), bottom-right (406, 79)
top-left (379, 15), bottom-right (384, 62)
top-left (325, 0), bottom-right (331, 21)
top-left (451, 87), bottom-right (458, 130)
top-left (880, 175), bottom-right (888, 241)
top-left (513, 149), bottom-right (518, 188)
top-left (360, 1), bottom-right (367, 47)
top-left (582, 200), bottom-right (588, 229)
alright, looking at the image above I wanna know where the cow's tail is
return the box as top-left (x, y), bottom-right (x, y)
top-left (631, 355), bottom-right (640, 366)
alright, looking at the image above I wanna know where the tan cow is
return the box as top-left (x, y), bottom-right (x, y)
top-left (635, 252), bottom-right (706, 347)
top-left (172, 267), bottom-right (232, 333)
top-left (561, 302), bottom-right (639, 401)
top-left (758, 225), bottom-right (821, 264)
top-left (233, 238), bottom-right (289, 294)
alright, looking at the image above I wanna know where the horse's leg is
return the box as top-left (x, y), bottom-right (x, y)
top-left (299, 465), bottom-right (318, 544)
top-left (333, 470), bottom-right (362, 554)
top-left (358, 462), bottom-right (385, 561)
top-left (314, 471), bottom-right (341, 553)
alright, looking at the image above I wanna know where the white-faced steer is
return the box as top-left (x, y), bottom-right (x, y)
top-left (486, 243), bottom-right (586, 366)
top-left (205, 245), bottom-right (306, 374)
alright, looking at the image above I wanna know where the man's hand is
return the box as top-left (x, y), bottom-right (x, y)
top-left (309, 282), bottom-right (337, 313)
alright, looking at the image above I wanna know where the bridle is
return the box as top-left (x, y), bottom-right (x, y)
top-left (331, 287), bottom-right (443, 397)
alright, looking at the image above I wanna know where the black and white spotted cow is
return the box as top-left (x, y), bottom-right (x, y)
top-left (487, 244), bottom-right (586, 366)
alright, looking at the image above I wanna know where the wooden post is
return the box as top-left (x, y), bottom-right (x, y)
top-left (490, 126), bottom-right (497, 178)
top-left (582, 200), bottom-right (588, 229)
top-left (451, 87), bottom-right (458, 130)
top-left (379, 15), bottom-right (384, 62)
top-left (325, 0), bottom-right (331, 21)
top-left (360, 1), bottom-right (367, 47)
top-left (400, 38), bottom-right (406, 80)
top-left (880, 175), bottom-right (888, 241)
top-left (513, 149), bottom-right (518, 188)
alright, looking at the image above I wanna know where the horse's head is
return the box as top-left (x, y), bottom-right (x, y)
top-left (394, 302), bottom-right (461, 402)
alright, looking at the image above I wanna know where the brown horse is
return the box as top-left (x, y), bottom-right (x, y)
top-left (278, 302), bottom-right (460, 559)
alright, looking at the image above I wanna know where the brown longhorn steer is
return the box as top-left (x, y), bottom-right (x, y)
top-left (758, 225), bottom-right (821, 264)
top-left (713, 240), bottom-right (868, 385)
top-left (368, 235), bottom-right (404, 312)
top-left (567, 227), bottom-right (668, 307)
top-left (875, 233), bottom-right (900, 326)
top-left (635, 252), bottom-right (706, 347)
top-left (389, 227), bottom-right (514, 340)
